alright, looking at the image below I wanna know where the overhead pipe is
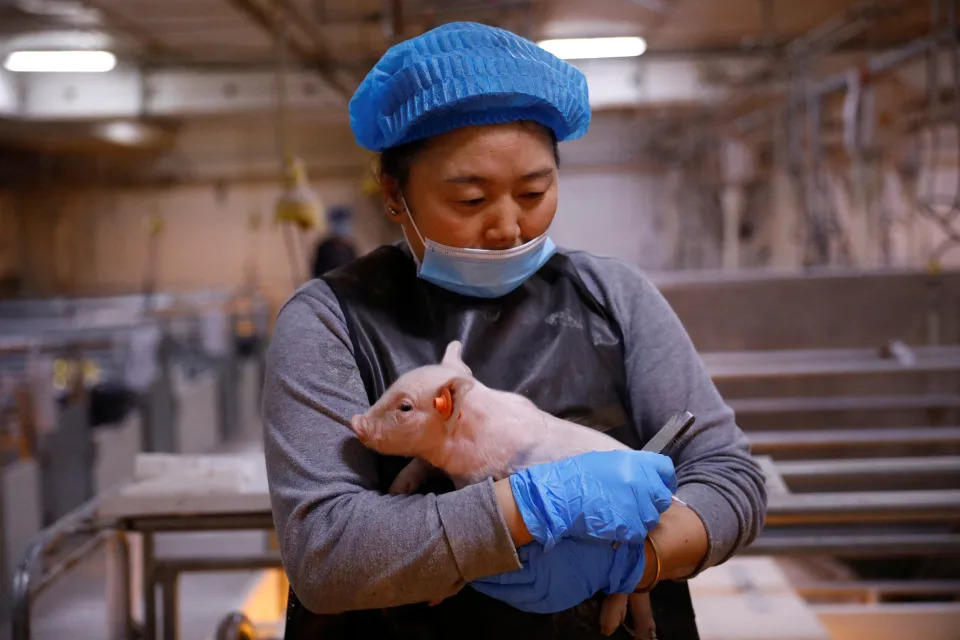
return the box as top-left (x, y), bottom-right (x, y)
top-left (228, 0), bottom-right (351, 100)
top-left (807, 33), bottom-right (951, 103)
top-left (381, 0), bottom-right (403, 44)
top-left (735, 30), bottom-right (958, 134)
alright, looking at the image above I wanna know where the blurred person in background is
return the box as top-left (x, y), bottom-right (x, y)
top-left (311, 205), bottom-right (358, 277)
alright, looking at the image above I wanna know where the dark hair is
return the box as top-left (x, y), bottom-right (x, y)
top-left (378, 122), bottom-right (560, 188)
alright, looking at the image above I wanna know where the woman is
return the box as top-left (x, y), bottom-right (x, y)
top-left (263, 21), bottom-right (766, 640)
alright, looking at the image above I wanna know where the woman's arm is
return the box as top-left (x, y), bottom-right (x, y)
top-left (572, 252), bottom-right (768, 578)
top-left (494, 478), bottom-right (534, 546)
top-left (634, 502), bottom-right (709, 589)
top-left (497, 482), bottom-right (706, 589)
top-left (263, 282), bottom-right (521, 614)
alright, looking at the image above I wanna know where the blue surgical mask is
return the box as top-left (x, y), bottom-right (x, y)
top-left (400, 195), bottom-right (557, 298)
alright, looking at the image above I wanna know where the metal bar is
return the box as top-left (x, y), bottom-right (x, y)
top-left (745, 532), bottom-right (960, 556)
top-left (703, 349), bottom-right (960, 379)
top-left (105, 531), bottom-right (133, 640)
top-left (31, 532), bottom-right (109, 597)
top-left (776, 456), bottom-right (960, 491)
top-left (737, 29), bottom-right (958, 132)
top-left (273, 0), bottom-right (342, 77)
top-left (783, 0), bottom-right (889, 59)
top-left (121, 513), bottom-right (276, 532)
top-left (777, 456), bottom-right (960, 479)
top-left (729, 394), bottom-right (960, 414)
top-left (227, 0), bottom-right (351, 99)
top-left (156, 554), bottom-right (282, 573)
top-left (750, 427), bottom-right (960, 452)
top-left (76, 0), bottom-right (185, 60)
top-left (765, 490), bottom-right (960, 525)
top-left (11, 499), bottom-right (100, 640)
top-left (161, 571), bottom-right (179, 640)
top-left (809, 32), bottom-right (951, 101)
top-left (143, 532), bottom-right (156, 640)
top-left (795, 580), bottom-right (960, 598)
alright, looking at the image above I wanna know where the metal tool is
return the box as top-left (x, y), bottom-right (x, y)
top-left (628, 412), bottom-right (695, 637)
top-left (643, 411), bottom-right (695, 456)
top-left (643, 411), bottom-right (695, 509)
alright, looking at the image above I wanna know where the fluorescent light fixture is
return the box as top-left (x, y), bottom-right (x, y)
top-left (538, 36), bottom-right (647, 60)
top-left (95, 121), bottom-right (147, 145)
top-left (3, 50), bottom-right (116, 73)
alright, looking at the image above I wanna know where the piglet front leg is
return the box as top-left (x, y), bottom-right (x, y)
top-left (389, 457), bottom-right (437, 495)
top-left (628, 593), bottom-right (657, 639)
top-left (599, 594), bottom-right (629, 636)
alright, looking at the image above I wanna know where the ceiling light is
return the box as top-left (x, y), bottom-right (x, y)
top-left (95, 121), bottom-right (147, 145)
top-left (3, 50), bottom-right (116, 73)
top-left (537, 36), bottom-right (647, 60)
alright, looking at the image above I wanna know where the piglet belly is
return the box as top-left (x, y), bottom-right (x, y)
top-left (504, 420), bottom-right (630, 475)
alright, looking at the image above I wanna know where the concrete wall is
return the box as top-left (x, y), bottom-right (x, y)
top-left (6, 177), bottom-right (396, 312)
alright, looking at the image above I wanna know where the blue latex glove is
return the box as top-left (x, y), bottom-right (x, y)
top-left (470, 538), bottom-right (646, 614)
top-left (510, 450), bottom-right (676, 551)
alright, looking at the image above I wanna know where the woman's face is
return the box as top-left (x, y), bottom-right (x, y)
top-left (381, 122), bottom-right (559, 261)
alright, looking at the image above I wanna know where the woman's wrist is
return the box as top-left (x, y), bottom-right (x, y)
top-left (494, 477), bottom-right (534, 547)
top-left (634, 502), bottom-right (710, 591)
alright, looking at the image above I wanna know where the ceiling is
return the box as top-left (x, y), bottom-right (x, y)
top-left (0, 0), bottom-right (933, 71)
top-left (0, 0), bottom-right (945, 185)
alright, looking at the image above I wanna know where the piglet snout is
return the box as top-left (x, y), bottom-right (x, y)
top-left (351, 414), bottom-right (369, 442)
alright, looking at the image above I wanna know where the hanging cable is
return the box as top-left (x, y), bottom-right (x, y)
top-left (274, 9), bottom-right (301, 291)
top-left (272, 4), bottom-right (324, 290)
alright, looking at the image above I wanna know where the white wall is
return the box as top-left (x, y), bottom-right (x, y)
top-left (551, 169), bottom-right (675, 270)
top-left (0, 70), bottom-right (17, 116)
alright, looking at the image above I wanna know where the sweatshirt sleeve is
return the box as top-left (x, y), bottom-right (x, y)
top-left (570, 252), bottom-right (767, 573)
top-left (262, 280), bottom-right (520, 614)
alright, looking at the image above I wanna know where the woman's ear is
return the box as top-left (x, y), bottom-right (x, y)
top-left (379, 175), bottom-right (405, 225)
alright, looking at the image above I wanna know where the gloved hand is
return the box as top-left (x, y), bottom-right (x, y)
top-left (470, 537), bottom-right (646, 614)
top-left (510, 450), bottom-right (676, 551)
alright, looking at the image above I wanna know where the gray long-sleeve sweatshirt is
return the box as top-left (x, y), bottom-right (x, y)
top-left (262, 246), bottom-right (768, 615)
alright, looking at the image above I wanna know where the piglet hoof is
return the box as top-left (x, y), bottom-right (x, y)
top-left (388, 475), bottom-right (419, 495)
top-left (600, 594), bottom-right (629, 637)
top-left (628, 593), bottom-right (657, 639)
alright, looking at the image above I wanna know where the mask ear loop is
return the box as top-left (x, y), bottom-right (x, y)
top-left (396, 193), bottom-right (428, 266)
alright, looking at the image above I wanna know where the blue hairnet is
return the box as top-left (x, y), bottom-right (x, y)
top-left (349, 22), bottom-right (591, 152)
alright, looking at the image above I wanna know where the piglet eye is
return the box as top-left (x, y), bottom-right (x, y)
top-left (399, 401), bottom-right (413, 412)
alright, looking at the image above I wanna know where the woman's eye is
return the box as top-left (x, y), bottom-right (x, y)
top-left (399, 401), bottom-right (413, 412)
top-left (460, 198), bottom-right (485, 206)
top-left (521, 192), bottom-right (545, 200)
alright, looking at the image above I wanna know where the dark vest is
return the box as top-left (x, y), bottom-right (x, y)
top-left (284, 245), bottom-right (699, 640)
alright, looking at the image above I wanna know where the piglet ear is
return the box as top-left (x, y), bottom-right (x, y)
top-left (441, 340), bottom-right (473, 376)
top-left (434, 376), bottom-right (474, 429)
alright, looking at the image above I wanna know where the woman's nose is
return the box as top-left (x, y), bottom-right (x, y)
top-left (483, 207), bottom-right (521, 248)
